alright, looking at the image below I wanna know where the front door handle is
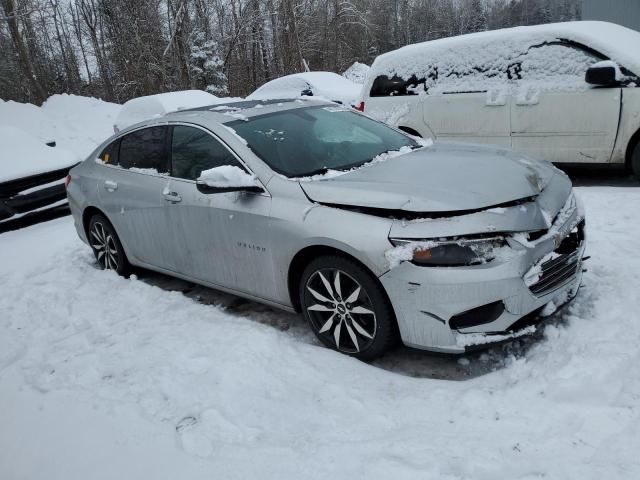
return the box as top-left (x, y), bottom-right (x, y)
top-left (163, 191), bottom-right (182, 203)
top-left (104, 180), bottom-right (118, 191)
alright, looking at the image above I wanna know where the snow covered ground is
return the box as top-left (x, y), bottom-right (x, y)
top-left (1, 186), bottom-right (639, 479)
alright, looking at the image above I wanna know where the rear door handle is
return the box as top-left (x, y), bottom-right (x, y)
top-left (163, 191), bottom-right (182, 203)
top-left (104, 180), bottom-right (118, 191)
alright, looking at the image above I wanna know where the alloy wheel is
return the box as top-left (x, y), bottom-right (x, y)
top-left (304, 268), bottom-right (377, 354)
top-left (90, 221), bottom-right (120, 271)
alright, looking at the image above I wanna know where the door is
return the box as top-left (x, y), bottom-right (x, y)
top-left (422, 91), bottom-right (512, 147)
top-left (510, 42), bottom-right (621, 163)
top-left (420, 60), bottom-right (513, 148)
top-left (163, 124), bottom-right (277, 300)
top-left (96, 125), bottom-right (175, 270)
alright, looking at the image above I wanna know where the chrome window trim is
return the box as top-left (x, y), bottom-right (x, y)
top-left (95, 121), bottom-right (271, 197)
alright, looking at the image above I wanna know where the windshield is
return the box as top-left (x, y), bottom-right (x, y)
top-left (226, 106), bottom-right (417, 177)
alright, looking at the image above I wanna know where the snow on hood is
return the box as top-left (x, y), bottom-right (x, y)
top-left (248, 72), bottom-right (361, 105)
top-left (0, 126), bottom-right (78, 183)
top-left (299, 142), bottom-right (556, 213)
top-left (367, 21), bottom-right (640, 92)
top-left (114, 90), bottom-right (223, 131)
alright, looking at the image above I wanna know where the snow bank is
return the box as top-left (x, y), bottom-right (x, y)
top-left (197, 165), bottom-right (257, 188)
top-left (248, 72), bottom-right (361, 106)
top-left (41, 94), bottom-right (122, 159)
top-left (1, 187), bottom-right (640, 478)
top-left (0, 126), bottom-right (77, 183)
top-left (342, 62), bottom-right (370, 84)
top-left (114, 90), bottom-right (222, 131)
top-left (0, 99), bottom-right (56, 145)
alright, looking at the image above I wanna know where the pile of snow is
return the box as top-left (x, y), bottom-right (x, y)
top-left (342, 62), bottom-right (370, 84)
top-left (41, 94), bottom-right (122, 159)
top-left (197, 165), bottom-right (257, 188)
top-left (0, 99), bottom-right (56, 145)
top-left (1, 186), bottom-right (640, 478)
top-left (367, 21), bottom-right (640, 95)
top-left (0, 126), bottom-right (77, 183)
top-left (248, 72), bottom-right (361, 106)
top-left (114, 90), bottom-right (223, 132)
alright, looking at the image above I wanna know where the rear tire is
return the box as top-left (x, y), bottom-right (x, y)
top-left (632, 141), bottom-right (640, 180)
top-left (87, 213), bottom-right (131, 276)
top-left (299, 255), bottom-right (399, 361)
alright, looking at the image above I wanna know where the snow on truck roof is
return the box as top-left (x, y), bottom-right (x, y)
top-left (369, 21), bottom-right (640, 81)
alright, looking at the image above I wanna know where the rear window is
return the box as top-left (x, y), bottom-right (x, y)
top-left (118, 126), bottom-right (169, 173)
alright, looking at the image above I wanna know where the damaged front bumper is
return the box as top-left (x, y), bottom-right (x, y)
top-left (379, 194), bottom-right (586, 354)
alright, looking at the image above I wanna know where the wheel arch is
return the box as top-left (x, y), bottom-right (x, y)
top-left (287, 244), bottom-right (388, 313)
top-left (81, 206), bottom-right (132, 262)
top-left (82, 205), bottom-right (108, 239)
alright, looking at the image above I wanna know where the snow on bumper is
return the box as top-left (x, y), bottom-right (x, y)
top-left (380, 195), bottom-right (586, 354)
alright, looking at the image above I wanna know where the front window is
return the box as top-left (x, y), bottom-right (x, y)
top-left (171, 125), bottom-right (244, 180)
top-left (226, 106), bottom-right (418, 177)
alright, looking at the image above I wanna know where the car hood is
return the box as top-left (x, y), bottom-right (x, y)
top-left (299, 142), bottom-right (556, 213)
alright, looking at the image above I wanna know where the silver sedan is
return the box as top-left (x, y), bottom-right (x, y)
top-left (66, 99), bottom-right (586, 360)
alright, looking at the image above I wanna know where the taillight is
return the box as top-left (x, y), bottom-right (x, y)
top-left (355, 101), bottom-right (365, 112)
top-left (64, 175), bottom-right (71, 189)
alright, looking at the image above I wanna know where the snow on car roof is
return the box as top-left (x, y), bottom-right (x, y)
top-left (369, 21), bottom-right (640, 81)
top-left (114, 90), bottom-right (226, 131)
top-left (0, 126), bottom-right (78, 184)
top-left (169, 97), bottom-right (335, 123)
top-left (247, 72), bottom-right (361, 105)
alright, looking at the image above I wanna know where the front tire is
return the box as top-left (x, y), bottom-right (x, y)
top-left (88, 214), bottom-right (130, 276)
top-left (632, 141), bottom-right (640, 180)
top-left (299, 255), bottom-right (398, 360)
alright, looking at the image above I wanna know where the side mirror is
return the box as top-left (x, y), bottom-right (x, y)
top-left (196, 165), bottom-right (264, 194)
top-left (586, 61), bottom-right (621, 87)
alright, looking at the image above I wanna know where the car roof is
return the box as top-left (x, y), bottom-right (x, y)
top-left (163, 97), bottom-right (336, 126)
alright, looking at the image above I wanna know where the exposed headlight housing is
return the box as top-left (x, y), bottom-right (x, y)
top-left (388, 237), bottom-right (506, 267)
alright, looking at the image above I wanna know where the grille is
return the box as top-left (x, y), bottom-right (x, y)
top-left (528, 221), bottom-right (584, 297)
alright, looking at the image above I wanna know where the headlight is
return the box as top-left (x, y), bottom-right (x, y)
top-left (388, 237), bottom-right (506, 267)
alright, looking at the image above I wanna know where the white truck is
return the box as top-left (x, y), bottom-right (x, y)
top-left (358, 21), bottom-right (640, 178)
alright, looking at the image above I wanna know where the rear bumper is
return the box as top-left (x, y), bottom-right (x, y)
top-left (380, 200), bottom-right (586, 354)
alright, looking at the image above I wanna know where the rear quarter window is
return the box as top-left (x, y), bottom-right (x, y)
top-left (98, 139), bottom-right (120, 165)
